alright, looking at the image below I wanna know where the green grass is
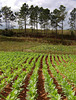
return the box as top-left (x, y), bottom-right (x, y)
top-left (0, 41), bottom-right (41, 52)
top-left (30, 44), bottom-right (76, 54)
top-left (0, 35), bottom-right (76, 54)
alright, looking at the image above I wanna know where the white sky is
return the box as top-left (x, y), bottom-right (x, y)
top-left (0, 0), bottom-right (76, 12)
top-left (0, 0), bottom-right (76, 29)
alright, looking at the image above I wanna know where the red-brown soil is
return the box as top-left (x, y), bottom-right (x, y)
top-left (68, 56), bottom-right (70, 58)
top-left (0, 71), bottom-right (3, 75)
top-left (57, 56), bottom-right (62, 63)
top-left (64, 56), bottom-right (69, 62)
top-left (36, 55), bottom-right (49, 100)
top-left (54, 55), bottom-right (59, 65)
top-left (73, 87), bottom-right (76, 96)
top-left (61, 56), bottom-right (67, 63)
top-left (0, 71), bottom-right (4, 84)
top-left (24, 58), bottom-right (28, 63)
top-left (29, 57), bottom-right (34, 64)
top-left (57, 56), bottom-right (67, 67)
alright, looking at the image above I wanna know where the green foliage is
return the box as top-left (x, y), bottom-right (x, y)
top-left (26, 55), bottom-right (41, 100)
top-left (0, 10), bottom-right (2, 26)
top-left (59, 5), bottom-right (67, 21)
top-left (19, 3), bottom-right (29, 33)
top-left (49, 54), bottom-right (76, 99)
top-left (39, 7), bottom-right (50, 31)
top-left (0, 52), bottom-right (76, 99)
top-left (51, 5), bottom-right (67, 36)
top-left (43, 56), bottom-right (61, 100)
top-left (29, 5), bottom-right (39, 31)
top-left (51, 9), bottom-right (60, 29)
top-left (69, 8), bottom-right (76, 30)
top-left (1, 6), bottom-right (15, 29)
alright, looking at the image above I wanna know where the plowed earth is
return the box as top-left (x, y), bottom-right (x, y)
top-left (0, 55), bottom-right (76, 100)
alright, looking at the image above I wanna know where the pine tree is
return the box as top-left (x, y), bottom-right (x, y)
top-left (20, 3), bottom-right (29, 34)
top-left (1, 6), bottom-right (13, 29)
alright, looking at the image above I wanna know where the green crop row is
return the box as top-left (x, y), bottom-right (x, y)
top-left (48, 54), bottom-right (76, 100)
top-left (42, 56), bottom-right (61, 100)
top-left (53, 54), bottom-right (76, 86)
top-left (0, 52), bottom-right (76, 100)
top-left (26, 55), bottom-right (42, 100)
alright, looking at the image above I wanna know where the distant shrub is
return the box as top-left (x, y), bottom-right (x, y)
top-left (2, 30), bottom-right (15, 37)
top-left (62, 40), bottom-right (71, 45)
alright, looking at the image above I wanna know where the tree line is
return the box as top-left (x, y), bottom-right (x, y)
top-left (0, 3), bottom-right (76, 36)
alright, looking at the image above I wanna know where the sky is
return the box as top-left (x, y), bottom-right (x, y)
top-left (0, 0), bottom-right (76, 29)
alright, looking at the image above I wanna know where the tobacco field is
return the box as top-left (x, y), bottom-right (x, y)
top-left (0, 52), bottom-right (76, 100)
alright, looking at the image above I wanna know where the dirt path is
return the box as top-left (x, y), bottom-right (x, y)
top-left (29, 57), bottom-right (34, 64)
top-left (54, 55), bottom-right (59, 65)
top-left (56, 56), bottom-right (67, 67)
top-left (36, 55), bottom-right (49, 100)
top-left (61, 56), bottom-right (67, 63)
top-left (24, 58), bottom-right (28, 63)
top-left (57, 56), bottom-right (62, 63)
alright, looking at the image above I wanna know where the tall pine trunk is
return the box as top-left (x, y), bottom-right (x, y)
top-left (5, 19), bottom-right (8, 29)
top-left (55, 22), bottom-right (57, 38)
top-left (62, 20), bottom-right (63, 40)
top-left (24, 17), bottom-right (26, 35)
top-left (36, 22), bottom-right (38, 33)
